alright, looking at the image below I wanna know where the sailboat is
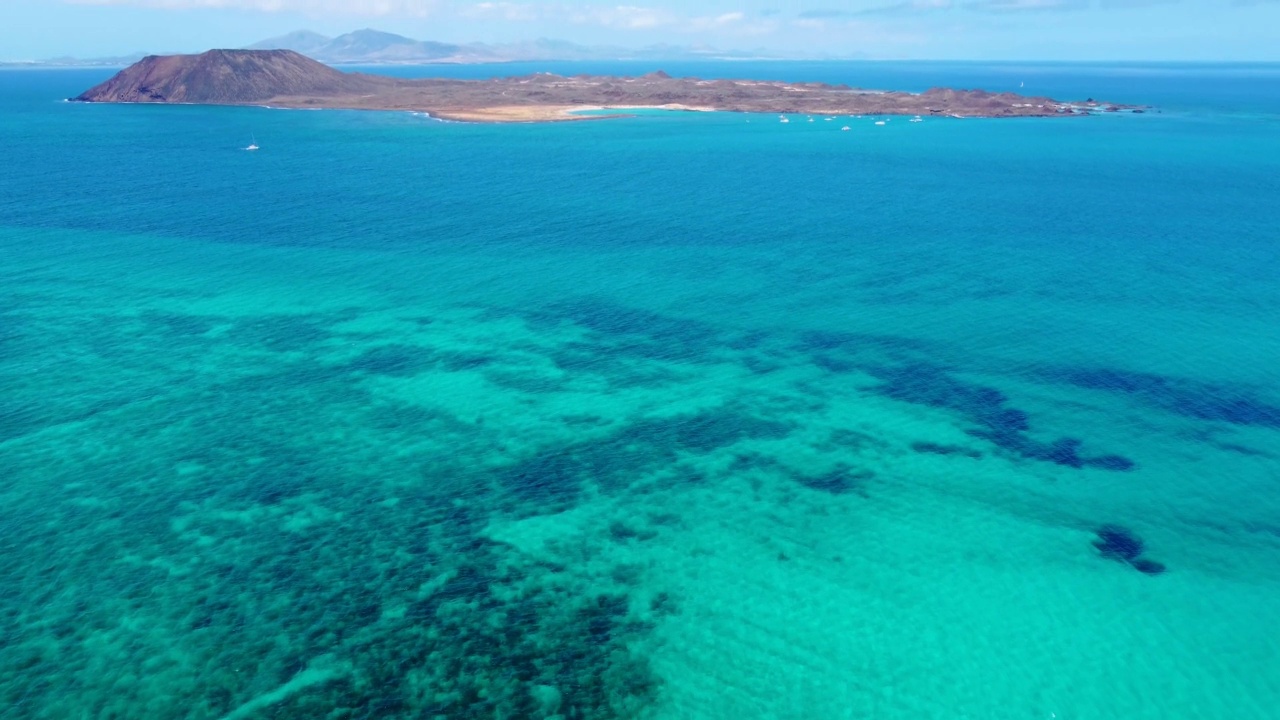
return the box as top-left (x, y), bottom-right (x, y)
top-left (245, 135), bottom-right (259, 151)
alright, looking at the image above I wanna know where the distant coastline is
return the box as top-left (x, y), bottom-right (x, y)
top-left (8, 27), bottom-right (860, 69)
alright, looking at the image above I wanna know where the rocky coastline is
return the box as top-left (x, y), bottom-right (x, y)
top-left (74, 49), bottom-right (1142, 123)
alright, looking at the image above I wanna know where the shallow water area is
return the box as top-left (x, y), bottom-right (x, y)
top-left (1, 63), bottom-right (1279, 719)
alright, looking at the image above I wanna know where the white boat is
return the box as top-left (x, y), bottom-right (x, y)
top-left (245, 135), bottom-right (259, 151)
top-left (841, 125), bottom-right (851, 131)
top-left (779, 115), bottom-right (790, 123)
top-left (910, 115), bottom-right (923, 123)
top-left (874, 120), bottom-right (886, 126)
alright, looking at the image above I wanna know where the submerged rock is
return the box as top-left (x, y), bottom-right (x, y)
top-left (1093, 525), bottom-right (1144, 562)
top-left (1092, 525), bottom-right (1168, 576)
top-left (1131, 559), bottom-right (1167, 575)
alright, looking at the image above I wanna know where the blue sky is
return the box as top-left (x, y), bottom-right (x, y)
top-left (3, 0), bottom-right (1278, 61)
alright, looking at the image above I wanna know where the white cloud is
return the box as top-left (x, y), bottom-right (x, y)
top-left (793, 17), bottom-right (828, 29)
top-left (65, 0), bottom-right (781, 37)
top-left (568, 5), bottom-right (675, 29)
top-left (460, 1), bottom-right (537, 21)
top-left (688, 11), bottom-right (743, 29)
top-left (967, 0), bottom-right (1086, 9)
top-left (65, 0), bottom-right (439, 15)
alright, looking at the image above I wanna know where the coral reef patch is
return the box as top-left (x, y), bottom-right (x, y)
top-left (1051, 367), bottom-right (1280, 428)
top-left (1092, 525), bottom-right (1167, 576)
top-left (872, 364), bottom-right (1136, 471)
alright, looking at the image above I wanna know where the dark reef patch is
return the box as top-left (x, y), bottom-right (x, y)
top-left (0, 400), bottom-right (49, 444)
top-left (796, 329), bottom-right (931, 357)
top-left (1092, 525), bottom-right (1167, 576)
top-left (0, 308), bottom-right (668, 720)
top-left (561, 413), bottom-right (612, 428)
top-left (812, 354), bottom-right (857, 373)
top-left (1213, 442), bottom-right (1273, 458)
top-left (220, 359), bottom-right (354, 394)
top-left (548, 345), bottom-right (685, 388)
top-left (347, 344), bottom-right (440, 377)
top-left (546, 298), bottom-right (711, 341)
top-left (742, 354), bottom-right (787, 375)
top-left (535, 298), bottom-right (722, 363)
top-left (347, 344), bottom-right (494, 377)
top-left (0, 393), bottom-right (141, 445)
top-left (911, 441), bottom-right (983, 459)
top-left (793, 465), bottom-right (874, 495)
top-left (141, 310), bottom-right (221, 337)
top-left (1131, 559), bottom-right (1167, 575)
top-left (872, 364), bottom-right (1135, 472)
top-left (364, 402), bottom-right (475, 434)
top-left (614, 409), bottom-right (793, 455)
top-left (875, 363), bottom-right (1021, 432)
top-left (1084, 454), bottom-right (1137, 471)
top-left (729, 451), bottom-right (784, 474)
top-left (249, 547), bottom-right (658, 720)
top-left (1093, 525), bottom-right (1144, 561)
top-left (1050, 366), bottom-right (1280, 428)
top-left (494, 407), bottom-right (794, 510)
top-left (496, 446), bottom-right (602, 509)
top-left (609, 521), bottom-right (658, 543)
top-left (436, 350), bottom-right (495, 372)
top-left (226, 314), bottom-right (335, 352)
top-left (827, 429), bottom-right (889, 452)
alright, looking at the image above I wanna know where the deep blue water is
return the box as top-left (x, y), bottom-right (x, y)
top-left (1, 63), bottom-right (1278, 719)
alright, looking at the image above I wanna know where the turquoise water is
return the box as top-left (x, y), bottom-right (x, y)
top-left (2, 64), bottom-right (1279, 719)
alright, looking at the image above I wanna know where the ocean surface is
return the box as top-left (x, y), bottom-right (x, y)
top-left (1, 61), bottom-right (1278, 719)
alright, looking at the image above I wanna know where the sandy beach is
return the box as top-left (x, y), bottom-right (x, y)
top-left (430, 103), bottom-right (719, 123)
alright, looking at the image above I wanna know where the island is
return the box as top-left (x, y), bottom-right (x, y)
top-left (73, 49), bottom-right (1137, 123)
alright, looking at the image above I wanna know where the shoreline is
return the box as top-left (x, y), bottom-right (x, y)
top-left (76, 96), bottom-right (1147, 124)
top-left (395, 103), bottom-right (720, 123)
top-left (74, 98), bottom-right (1144, 125)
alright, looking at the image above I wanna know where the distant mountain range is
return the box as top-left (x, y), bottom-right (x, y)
top-left (1, 53), bottom-right (153, 68)
top-left (246, 29), bottom-right (778, 64)
top-left (1, 29), bottom-right (796, 68)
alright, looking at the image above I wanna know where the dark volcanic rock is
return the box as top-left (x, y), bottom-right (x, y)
top-left (74, 49), bottom-right (380, 104)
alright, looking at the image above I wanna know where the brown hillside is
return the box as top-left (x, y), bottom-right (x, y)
top-left (75, 49), bottom-right (382, 104)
